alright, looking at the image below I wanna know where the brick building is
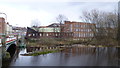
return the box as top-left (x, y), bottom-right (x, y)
top-left (64, 21), bottom-right (95, 40)
top-left (26, 21), bottom-right (95, 40)
top-left (26, 27), bottom-right (73, 39)
top-left (0, 17), bottom-right (14, 36)
top-left (0, 17), bottom-right (6, 35)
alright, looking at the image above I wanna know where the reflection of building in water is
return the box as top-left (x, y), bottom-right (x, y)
top-left (63, 47), bottom-right (118, 57)
top-left (71, 47), bottom-right (97, 56)
top-left (62, 47), bottom-right (97, 56)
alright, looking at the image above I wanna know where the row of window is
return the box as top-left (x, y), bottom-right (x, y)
top-left (74, 24), bottom-right (92, 28)
top-left (74, 33), bottom-right (94, 37)
top-left (28, 33), bottom-right (73, 37)
top-left (74, 29), bottom-right (92, 32)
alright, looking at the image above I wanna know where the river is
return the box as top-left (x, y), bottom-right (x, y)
top-left (8, 45), bottom-right (119, 66)
top-left (0, 47), bottom-right (2, 67)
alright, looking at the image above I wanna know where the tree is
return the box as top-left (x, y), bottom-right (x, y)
top-left (56, 14), bottom-right (68, 24)
top-left (81, 9), bottom-right (118, 46)
top-left (117, 1), bottom-right (120, 46)
top-left (31, 19), bottom-right (41, 32)
top-left (56, 14), bottom-right (68, 39)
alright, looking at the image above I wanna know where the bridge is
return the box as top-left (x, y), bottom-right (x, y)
top-left (0, 34), bottom-right (24, 58)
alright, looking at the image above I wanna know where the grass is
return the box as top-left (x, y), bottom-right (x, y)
top-left (21, 49), bottom-right (59, 56)
top-left (31, 50), bottom-right (58, 56)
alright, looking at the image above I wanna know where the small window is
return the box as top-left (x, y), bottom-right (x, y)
top-left (56, 34), bottom-right (57, 36)
top-left (40, 33), bottom-right (41, 36)
top-left (28, 34), bottom-right (31, 36)
top-left (46, 34), bottom-right (48, 36)
top-left (33, 34), bottom-right (35, 36)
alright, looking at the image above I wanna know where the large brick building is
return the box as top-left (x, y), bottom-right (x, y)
top-left (64, 21), bottom-right (95, 40)
top-left (26, 21), bottom-right (95, 40)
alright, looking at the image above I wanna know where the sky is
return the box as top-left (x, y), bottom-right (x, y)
top-left (0, 0), bottom-right (119, 27)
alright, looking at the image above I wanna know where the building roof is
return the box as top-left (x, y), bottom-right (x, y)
top-left (64, 21), bottom-right (95, 25)
top-left (31, 27), bottom-right (60, 32)
top-left (12, 27), bottom-right (27, 30)
top-left (47, 23), bottom-right (60, 27)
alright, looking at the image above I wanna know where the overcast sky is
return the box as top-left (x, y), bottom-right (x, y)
top-left (0, 0), bottom-right (119, 27)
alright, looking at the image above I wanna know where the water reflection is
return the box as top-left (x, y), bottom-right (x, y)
top-left (10, 46), bottom-right (119, 66)
top-left (0, 48), bottom-right (2, 67)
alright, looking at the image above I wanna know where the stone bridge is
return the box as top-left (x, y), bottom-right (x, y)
top-left (0, 35), bottom-right (23, 58)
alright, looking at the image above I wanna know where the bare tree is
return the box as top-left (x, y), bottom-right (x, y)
top-left (117, 1), bottom-right (120, 46)
top-left (56, 14), bottom-right (68, 32)
top-left (56, 14), bottom-right (68, 39)
top-left (31, 19), bottom-right (41, 32)
top-left (81, 9), bottom-right (118, 46)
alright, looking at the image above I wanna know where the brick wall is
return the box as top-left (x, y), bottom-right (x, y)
top-left (0, 18), bottom-right (6, 35)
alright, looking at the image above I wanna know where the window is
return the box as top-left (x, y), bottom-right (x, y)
top-left (79, 25), bottom-right (81, 28)
top-left (81, 29), bottom-right (83, 31)
top-left (28, 34), bottom-right (31, 36)
top-left (33, 34), bottom-right (35, 36)
top-left (40, 33), bottom-right (41, 36)
top-left (36, 33), bottom-right (38, 36)
top-left (81, 34), bottom-right (83, 37)
top-left (56, 34), bottom-right (57, 36)
top-left (79, 29), bottom-right (81, 31)
top-left (90, 33), bottom-right (92, 37)
top-left (79, 33), bottom-right (81, 37)
top-left (76, 29), bottom-right (79, 31)
top-left (46, 33), bottom-right (48, 36)
top-left (89, 29), bottom-right (91, 32)
top-left (83, 29), bottom-right (85, 32)
top-left (83, 33), bottom-right (85, 37)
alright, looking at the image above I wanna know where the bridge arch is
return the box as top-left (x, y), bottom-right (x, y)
top-left (7, 44), bottom-right (16, 57)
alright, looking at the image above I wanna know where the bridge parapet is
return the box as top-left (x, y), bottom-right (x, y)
top-left (0, 34), bottom-right (21, 54)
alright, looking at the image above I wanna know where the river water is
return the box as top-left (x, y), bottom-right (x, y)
top-left (0, 48), bottom-right (2, 67)
top-left (9, 46), bottom-right (119, 66)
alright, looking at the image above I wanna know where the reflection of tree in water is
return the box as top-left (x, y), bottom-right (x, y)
top-left (62, 47), bottom-right (118, 66)
top-left (11, 48), bottom-right (21, 62)
top-left (70, 47), bottom-right (97, 55)
top-left (106, 47), bottom-right (118, 66)
top-left (117, 47), bottom-right (120, 66)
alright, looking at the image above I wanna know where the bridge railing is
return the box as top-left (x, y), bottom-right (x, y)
top-left (0, 34), bottom-right (18, 47)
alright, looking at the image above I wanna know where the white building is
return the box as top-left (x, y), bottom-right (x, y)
top-left (6, 22), bottom-right (13, 35)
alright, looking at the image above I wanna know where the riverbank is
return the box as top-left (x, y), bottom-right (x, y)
top-left (25, 38), bottom-right (119, 47)
top-left (20, 47), bottom-right (64, 56)
top-left (20, 44), bottom-right (120, 56)
top-left (25, 38), bottom-right (85, 47)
